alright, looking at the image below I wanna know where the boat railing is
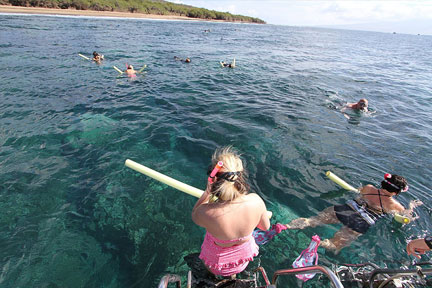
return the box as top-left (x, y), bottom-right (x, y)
top-left (158, 274), bottom-right (181, 288)
top-left (271, 265), bottom-right (344, 288)
top-left (368, 266), bottom-right (432, 288)
top-left (157, 265), bottom-right (343, 288)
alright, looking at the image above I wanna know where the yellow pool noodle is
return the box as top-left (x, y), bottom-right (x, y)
top-left (125, 159), bottom-right (203, 198)
top-left (79, 53), bottom-right (90, 60)
top-left (113, 66), bottom-right (123, 74)
top-left (394, 213), bottom-right (410, 224)
top-left (326, 171), bottom-right (359, 192)
top-left (138, 65), bottom-right (147, 73)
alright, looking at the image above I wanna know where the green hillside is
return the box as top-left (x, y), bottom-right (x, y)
top-left (2, 0), bottom-right (266, 23)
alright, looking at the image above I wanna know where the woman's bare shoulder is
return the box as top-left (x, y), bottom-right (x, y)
top-left (245, 193), bottom-right (264, 201)
top-left (360, 184), bottom-right (376, 193)
top-left (243, 193), bottom-right (266, 208)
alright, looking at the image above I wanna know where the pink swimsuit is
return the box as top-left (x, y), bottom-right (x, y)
top-left (199, 231), bottom-right (259, 276)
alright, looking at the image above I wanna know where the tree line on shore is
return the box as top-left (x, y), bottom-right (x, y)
top-left (2, 0), bottom-right (266, 23)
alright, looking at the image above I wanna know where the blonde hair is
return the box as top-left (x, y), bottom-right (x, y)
top-left (209, 146), bottom-right (249, 201)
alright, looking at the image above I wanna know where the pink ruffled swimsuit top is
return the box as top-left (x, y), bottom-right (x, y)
top-left (199, 231), bottom-right (259, 277)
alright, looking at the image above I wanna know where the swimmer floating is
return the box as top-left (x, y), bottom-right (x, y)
top-left (220, 58), bottom-right (236, 68)
top-left (285, 172), bottom-right (423, 253)
top-left (78, 51), bottom-right (104, 63)
top-left (113, 63), bottom-right (147, 77)
top-left (326, 171), bottom-right (410, 223)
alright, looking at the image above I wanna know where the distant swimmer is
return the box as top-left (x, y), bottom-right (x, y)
top-left (285, 173), bottom-right (423, 253)
top-left (125, 65), bottom-right (137, 76)
top-left (112, 64), bottom-right (146, 77)
top-left (204, 29), bottom-right (211, 32)
top-left (220, 58), bottom-right (236, 68)
top-left (92, 51), bottom-right (104, 63)
top-left (343, 98), bottom-right (368, 112)
top-left (174, 56), bottom-right (191, 63)
top-left (341, 98), bottom-right (371, 119)
top-left (78, 52), bottom-right (103, 63)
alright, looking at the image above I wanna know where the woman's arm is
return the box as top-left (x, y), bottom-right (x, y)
top-left (256, 210), bottom-right (271, 231)
top-left (191, 183), bottom-right (212, 227)
top-left (251, 194), bottom-right (271, 231)
top-left (398, 200), bottom-right (423, 218)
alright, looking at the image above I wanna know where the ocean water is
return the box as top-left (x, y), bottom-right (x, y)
top-left (0, 14), bottom-right (431, 287)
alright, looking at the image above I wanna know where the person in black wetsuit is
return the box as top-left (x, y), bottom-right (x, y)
top-left (285, 173), bottom-right (423, 253)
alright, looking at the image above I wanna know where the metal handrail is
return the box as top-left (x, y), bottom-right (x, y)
top-left (158, 274), bottom-right (182, 288)
top-left (254, 266), bottom-right (271, 286)
top-left (272, 265), bottom-right (344, 288)
top-left (368, 267), bottom-right (432, 288)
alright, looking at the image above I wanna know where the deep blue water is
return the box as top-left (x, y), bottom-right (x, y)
top-left (0, 14), bottom-right (431, 287)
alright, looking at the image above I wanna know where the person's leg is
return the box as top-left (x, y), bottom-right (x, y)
top-left (286, 206), bottom-right (339, 229)
top-left (320, 226), bottom-right (361, 253)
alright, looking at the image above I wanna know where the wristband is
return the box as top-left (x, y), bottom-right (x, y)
top-left (424, 236), bottom-right (432, 249)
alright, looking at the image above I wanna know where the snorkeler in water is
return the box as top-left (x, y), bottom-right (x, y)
top-left (340, 98), bottom-right (371, 119)
top-left (112, 63), bottom-right (146, 77)
top-left (285, 173), bottom-right (423, 253)
top-left (220, 58), bottom-right (236, 68)
top-left (125, 65), bottom-right (137, 76)
top-left (342, 98), bottom-right (368, 112)
top-left (92, 51), bottom-right (104, 63)
top-left (174, 56), bottom-right (191, 63)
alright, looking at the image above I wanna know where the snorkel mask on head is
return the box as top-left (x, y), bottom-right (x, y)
top-left (207, 161), bottom-right (242, 184)
top-left (358, 100), bottom-right (368, 111)
top-left (383, 173), bottom-right (409, 194)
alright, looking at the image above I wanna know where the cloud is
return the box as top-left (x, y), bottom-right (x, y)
top-left (317, 1), bottom-right (432, 24)
top-left (215, 4), bottom-right (237, 14)
top-left (177, 0), bottom-right (432, 34)
top-left (246, 9), bottom-right (258, 17)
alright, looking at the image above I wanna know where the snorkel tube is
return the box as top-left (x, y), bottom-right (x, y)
top-left (325, 171), bottom-right (410, 224)
top-left (208, 161), bottom-right (223, 184)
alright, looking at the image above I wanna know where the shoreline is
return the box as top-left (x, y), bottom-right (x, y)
top-left (0, 5), bottom-right (224, 22)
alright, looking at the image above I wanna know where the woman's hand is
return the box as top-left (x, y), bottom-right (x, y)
top-left (406, 238), bottom-right (431, 259)
top-left (409, 200), bottom-right (423, 209)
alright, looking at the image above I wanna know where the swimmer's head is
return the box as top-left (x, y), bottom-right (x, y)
top-left (93, 51), bottom-right (98, 57)
top-left (207, 146), bottom-right (249, 201)
top-left (358, 99), bottom-right (368, 110)
top-left (128, 65), bottom-right (133, 70)
top-left (381, 173), bottom-right (408, 194)
top-left (185, 58), bottom-right (191, 63)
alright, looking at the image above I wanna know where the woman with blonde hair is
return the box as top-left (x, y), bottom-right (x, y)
top-left (192, 146), bottom-right (271, 277)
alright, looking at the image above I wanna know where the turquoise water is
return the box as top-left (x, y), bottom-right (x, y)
top-left (0, 14), bottom-right (431, 287)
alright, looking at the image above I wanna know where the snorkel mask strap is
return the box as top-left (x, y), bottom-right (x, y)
top-left (218, 172), bottom-right (241, 182)
top-left (208, 161), bottom-right (223, 184)
top-left (384, 173), bottom-right (408, 193)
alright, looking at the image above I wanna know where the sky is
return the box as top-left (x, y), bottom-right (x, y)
top-left (173, 0), bottom-right (432, 35)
